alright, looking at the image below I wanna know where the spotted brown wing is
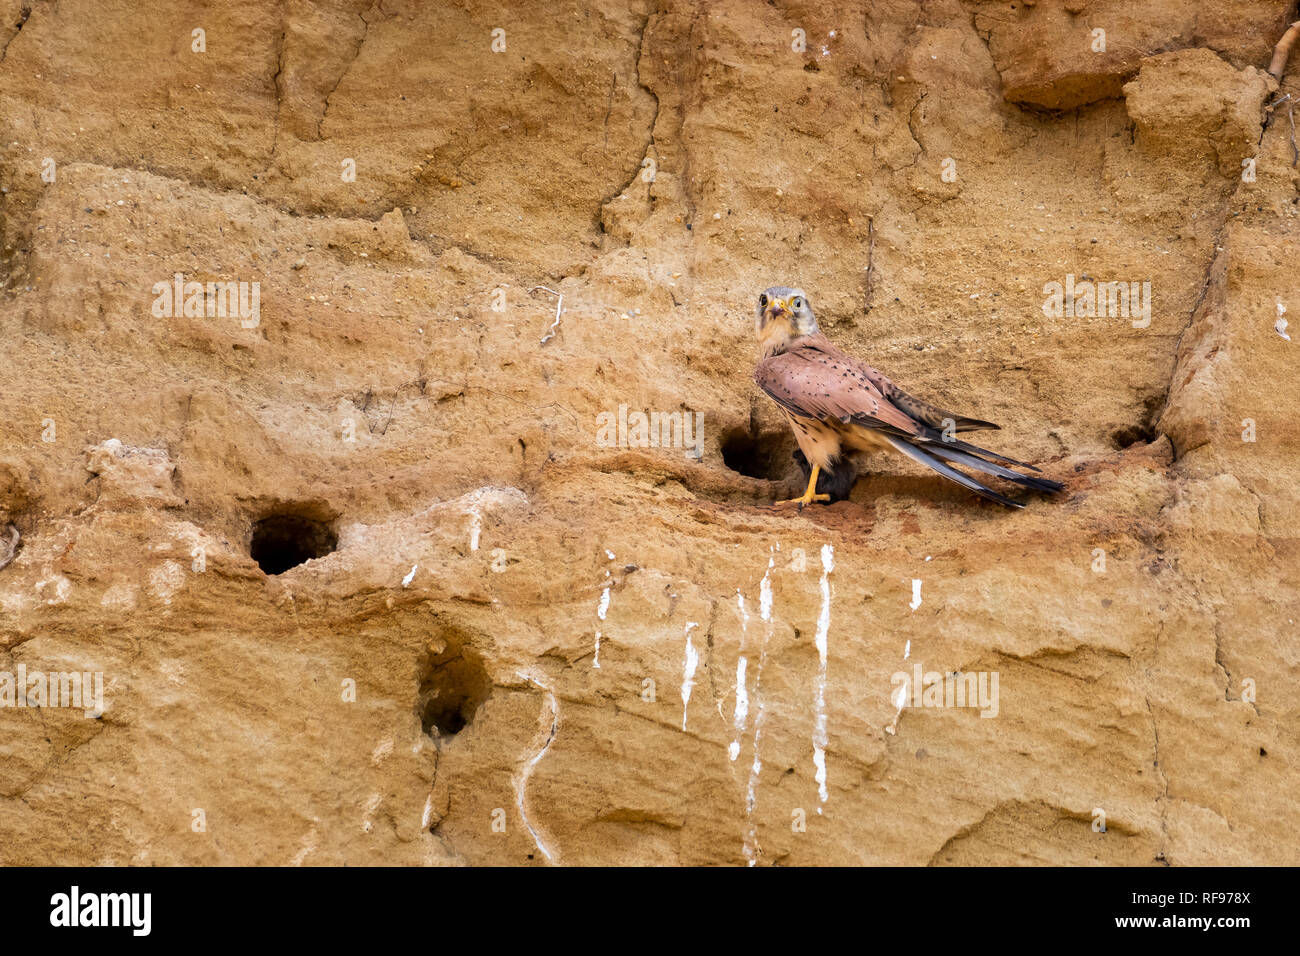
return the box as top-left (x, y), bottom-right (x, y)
top-left (754, 335), bottom-right (925, 437)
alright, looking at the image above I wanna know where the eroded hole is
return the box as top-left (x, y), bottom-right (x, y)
top-left (1112, 394), bottom-right (1163, 449)
top-left (250, 512), bottom-right (337, 574)
top-left (1111, 423), bottom-right (1157, 449)
top-left (721, 429), bottom-right (859, 499)
top-left (720, 427), bottom-right (797, 481)
top-left (418, 635), bottom-right (492, 740)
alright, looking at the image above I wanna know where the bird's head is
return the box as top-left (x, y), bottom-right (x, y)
top-left (755, 286), bottom-right (818, 356)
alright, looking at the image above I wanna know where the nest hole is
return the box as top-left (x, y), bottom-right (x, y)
top-left (1110, 423), bottom-right (1158, 449)
top-left (720, 427), bottom-right (797, 482)
top-left (1111, 395), bottom-right (1164, 449)
top-left (418, 639), bottom-right (492, 740)
top-left (250, 513), bottom-right (338, 575)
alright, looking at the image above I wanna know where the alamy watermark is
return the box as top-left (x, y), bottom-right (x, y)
top-left (0, 665), bottom-right (103, 718)
top-left (891, 664), bottom-right (999, 718)
top-left (596, 404), bottom-right (704, 458)
top-left (1041, 274), bottom-right (1151, 328)
top-left (50, 886), bottom-right (150, 936)
top-left (151, 273), bottom-right (260, 328)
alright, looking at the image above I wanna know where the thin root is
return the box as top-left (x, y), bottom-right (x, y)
top-left (1290, 103), bottom-right (1299, 167)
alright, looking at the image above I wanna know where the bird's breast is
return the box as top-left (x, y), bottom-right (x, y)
top-left (781, 410), bottom-right (843, 470)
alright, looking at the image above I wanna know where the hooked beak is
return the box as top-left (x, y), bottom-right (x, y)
top-left (763, 299), bottom-right (789, 323)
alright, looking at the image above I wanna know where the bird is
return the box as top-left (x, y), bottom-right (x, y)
top-left (752, 286), bottom-right (1063, 510)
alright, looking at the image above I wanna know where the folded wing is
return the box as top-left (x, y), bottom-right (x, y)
top-left (754, 335), bottom-right (1062, 506)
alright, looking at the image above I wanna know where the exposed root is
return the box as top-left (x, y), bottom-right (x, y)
top-left (1268, 19), bottom-right (1300, 81)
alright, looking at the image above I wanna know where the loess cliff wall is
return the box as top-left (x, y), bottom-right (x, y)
top-left (0, 0), bottom-right (1297, 865)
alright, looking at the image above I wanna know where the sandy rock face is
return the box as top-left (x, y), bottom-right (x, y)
top-left (0, 1), bottom-right (1297, 866)
top-left (973, 0), bottom-right (1291, 110)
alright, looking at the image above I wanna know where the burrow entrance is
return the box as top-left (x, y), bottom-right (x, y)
top-left (720, 426), bottom-right (799, 482)
top-left (250, 509), bottom-right (338, 575)
top-left (1110, 392), bottom-right (1164, 449)
top-left (417, 632), bottom-right (492, 741)
top-left (720, 426), bottom-right (858, 500)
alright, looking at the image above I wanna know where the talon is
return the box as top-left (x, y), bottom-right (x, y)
top-left (776, 491), bottom-right (831, 508)
top-left (775, 464), bottom-right (831, 509)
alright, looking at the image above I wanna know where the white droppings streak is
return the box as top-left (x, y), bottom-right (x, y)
top-left (402, 564), bottom-right (417, 588)
top-left (680, 622), bottom-right (700, 730)
top-left (886, 670), bottom-right (909, 736)
top-left (514, 670), bottom-right (559, 864)
top-left (743, 703), bottom-right (767, 866)
top-left (812, 544), bottom-right (834, 806)
top-left (466, 507), bottom-right (482, 551)
top-left (421, 794), bottom-right (434, 830)
top-left (759, 554), bottom-right (774, 622)
top-left (729, 591), bottom-right (750, 761)
top-left (593, 571), bottom-right (612, 668)
top-left (730, 660), bottom-right (749, 761)
top-left (888, 632), bottom-right (912, 735)
top-left (743, 551), bottom-right (777, 865)
top-left (892, 566), bottom-right (924, 733)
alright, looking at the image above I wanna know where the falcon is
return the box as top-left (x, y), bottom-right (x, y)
top-left (752, 286), bottom-right (1063, 509)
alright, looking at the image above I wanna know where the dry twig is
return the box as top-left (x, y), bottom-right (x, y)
top-left (374, 378), bottom-right (428, 436)
top-left (1290, 102), bottom-right (1300, 167)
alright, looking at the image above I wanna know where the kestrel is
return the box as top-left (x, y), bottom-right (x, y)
top-left (752, 286), bottom-right (1063, 509)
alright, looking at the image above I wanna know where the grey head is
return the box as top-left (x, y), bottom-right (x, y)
top-left (755, 285), bottom-right (819, 339)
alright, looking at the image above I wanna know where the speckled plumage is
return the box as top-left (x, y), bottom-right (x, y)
top-left (752, 287), bottom-right (1063, 509)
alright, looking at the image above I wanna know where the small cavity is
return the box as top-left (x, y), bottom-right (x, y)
top-left (418, 636), bottom-right (492, 740)
top-left (250, 512), bottom-right (338, 574)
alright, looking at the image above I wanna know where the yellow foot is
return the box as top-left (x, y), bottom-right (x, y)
top-left (780, 463), bottom-right (832, 509)
top-left (775, 462), bottom-right (831, 510)
top-left (775, 490), bottom-right (831, 510)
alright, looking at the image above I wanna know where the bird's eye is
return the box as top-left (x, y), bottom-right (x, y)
top-left (759, 294), bottom-right (768, 308)
top-left (792, 297), bottom-right (803, 309)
